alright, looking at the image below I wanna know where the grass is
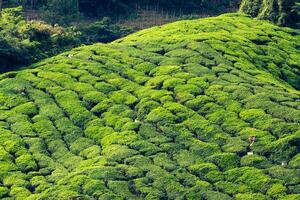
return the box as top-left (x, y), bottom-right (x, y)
top-left (0, 13), bottom-right (299, 199)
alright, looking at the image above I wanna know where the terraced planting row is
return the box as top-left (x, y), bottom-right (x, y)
top-left (0, 14), bottom-right (299, 199)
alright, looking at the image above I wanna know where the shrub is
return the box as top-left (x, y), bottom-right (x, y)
top-left (204, 170), bottom-right (224, 183)
top-left (91, 99), bottom-right (114, 115)
top-left (165, 48), bottom-right (198, 59)
top-left (70, 137), bottom-right (94, 154)
top-left (130, 140), bottom-right (161, 156)
top-left (206, 153), bottom-right (240, 171)
top-left (174, 169), bottom-right (199, 187)
top-left (145, 107), bottom-right (177, 125)
top-left (10, 121), bottom-right (36, 137)
top-left (145, 75), bottom-right (171, 89)
top-left (121, 121), bottom-right (140, 131)
top-left (215, 181), bottom-right (251, 195)
top-left (0, 161), bottom-right (18, 172)
top-left (84, 125), bottom-right (115, 142)
top-left (55, 117), bottom-right (82, 139)
top-left (9, 186), bottom-right (32, 199)
top-left (240, 154), bottom-right (271, 168)
top-left (188, 163), bottom-right (219, 179)
top-left (163, 102), bottom-right (194, 121)
top-left (175, 92), bottom-right (195, 103)
top-left (107, 180), bottom-right (135, 198)
top-left (109, 90), bottom-right (138, 105)
top-left (288, 184), bottom-right (300, 194)
top-left (189, 139), bottom-right (221, 157)
top-left (124, 155), bottom-right (152, 171)
top-left (165, 180), bottom-right (185, 199)
top-left (133, 62), bottom-right (157, 74)
top-left (152, 153), bottom-right (177, 171)
top-left (226, 167), bottom-right (275, 193)
top-left (185, 95), bottom-right (213, 111)
top-left (267, 183), bottom-right (287, 198)
top-left (83, 91), bottom-right (106, 105)
top-left (279, 194), bottom-right (300, 200)
top-left (0, 147), bottom-right (13, 162)
top-left (79, 145), bottom-right (101, 159)
top-left (162, 77), bottom-right (186, 90)
top-left (101, 130), bottom-right (138, 148)
top-left (30, 176), bottom-right (47, 187)
top-left (102, 144), bottom-right (138, 162)
top-left (200, 189), bottom-right (232, 200)
top-left (2, 139), bottom-right (26, 155)
top-left (289, 154), bottom-right (300, 168)
top-left (149, 65), bottom-right (181, 76)
top-left (39, 104), bottom-right (65, 120)
top-left (222, 137), bottom-right (248, 154)
top-left (174, 84), bottom-right (201, 95)
top-left (82, 179), bottom-right (106, 196)
top-left (12, 102), bottom-right (38, 116)
top-left (94, 82), bottom-right (116, 94)
top-left (235, 192), bottom-right (268, 200)
top-left (70, 111), bottom-right (95, 128)
top-left (0, 186), bottom-right (9, 198)
top-left (267, 133), bottom-right (300, 163)
top-left (3, 172), bottom-right (30, 188)
top-left (71, 82), bottom-right (96, 96)
top-left (267, 166), bottom-right (300, 185)
top-left (15, 154), bottom-right (38, 172)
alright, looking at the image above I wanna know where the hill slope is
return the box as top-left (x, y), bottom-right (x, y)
top-left (0, 14), bottom-right (300, 200)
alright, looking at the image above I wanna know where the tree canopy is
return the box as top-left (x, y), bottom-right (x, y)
top-left (240, 0), bottom-right (300, 28)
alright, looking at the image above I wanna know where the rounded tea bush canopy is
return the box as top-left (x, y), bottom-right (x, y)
top-left (0, 13), bottom-right (300, 199)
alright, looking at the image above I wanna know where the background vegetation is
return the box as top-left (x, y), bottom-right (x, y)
top-left (4, 0), bottom-right (239, 20)
top-left (0, 6), bottom-right (131, 72)
top-left (240, 0), bottom-right (300, 28)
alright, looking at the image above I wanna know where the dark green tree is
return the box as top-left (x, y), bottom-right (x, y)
top-left (240, 0), bottom-right (300, 27)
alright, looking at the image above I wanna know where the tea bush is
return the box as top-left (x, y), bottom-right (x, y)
top-left (0, 13), bottom-right (299, 199)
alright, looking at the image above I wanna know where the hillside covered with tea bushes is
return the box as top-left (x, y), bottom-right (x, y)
top-left (0, 13), bottom-right (300, 199)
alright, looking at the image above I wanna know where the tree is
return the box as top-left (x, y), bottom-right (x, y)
top-left (0, 0), bottom-right (3, 15)
top-left (240, 0), bottom-right (300, 28)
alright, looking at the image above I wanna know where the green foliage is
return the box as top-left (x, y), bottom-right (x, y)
top-left (40, 0), bottom-right (80, 25)
top-left (240, 0), bottom-right (300, 27)
top-left (0, 7), bottom-right (132, 72)
top-left (0, 7), bottom-right (82, 72)
top-left (78, 17), bottom-right (132, 44)
top-left (0, 186), bottom-right (9, 198)
top-left (0, 13), bottom-right (299, 200)
top-left (215, 181), bottom-right (251, 195)
top-left (267, 166), bottom-right (300, 185)
top-left (15, 154), bottom-right (38, 172)
top-left (82, 179), bottom-right (106, 196)
top-left (235, 193), bottom-right (268, 200)
top-left (206, 153), bottom-right (240, 171)
top-left (145, 107), bottom-right (177, 125)
top-left (240, 154), bottom-right (271, 168)
top-left (267, 183), bottom-right (287, 198)
top-left (189, 163), bottom-right (219, 179)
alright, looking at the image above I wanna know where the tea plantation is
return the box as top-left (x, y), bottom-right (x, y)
top-left (0, 13), bottom-right (300, 199)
